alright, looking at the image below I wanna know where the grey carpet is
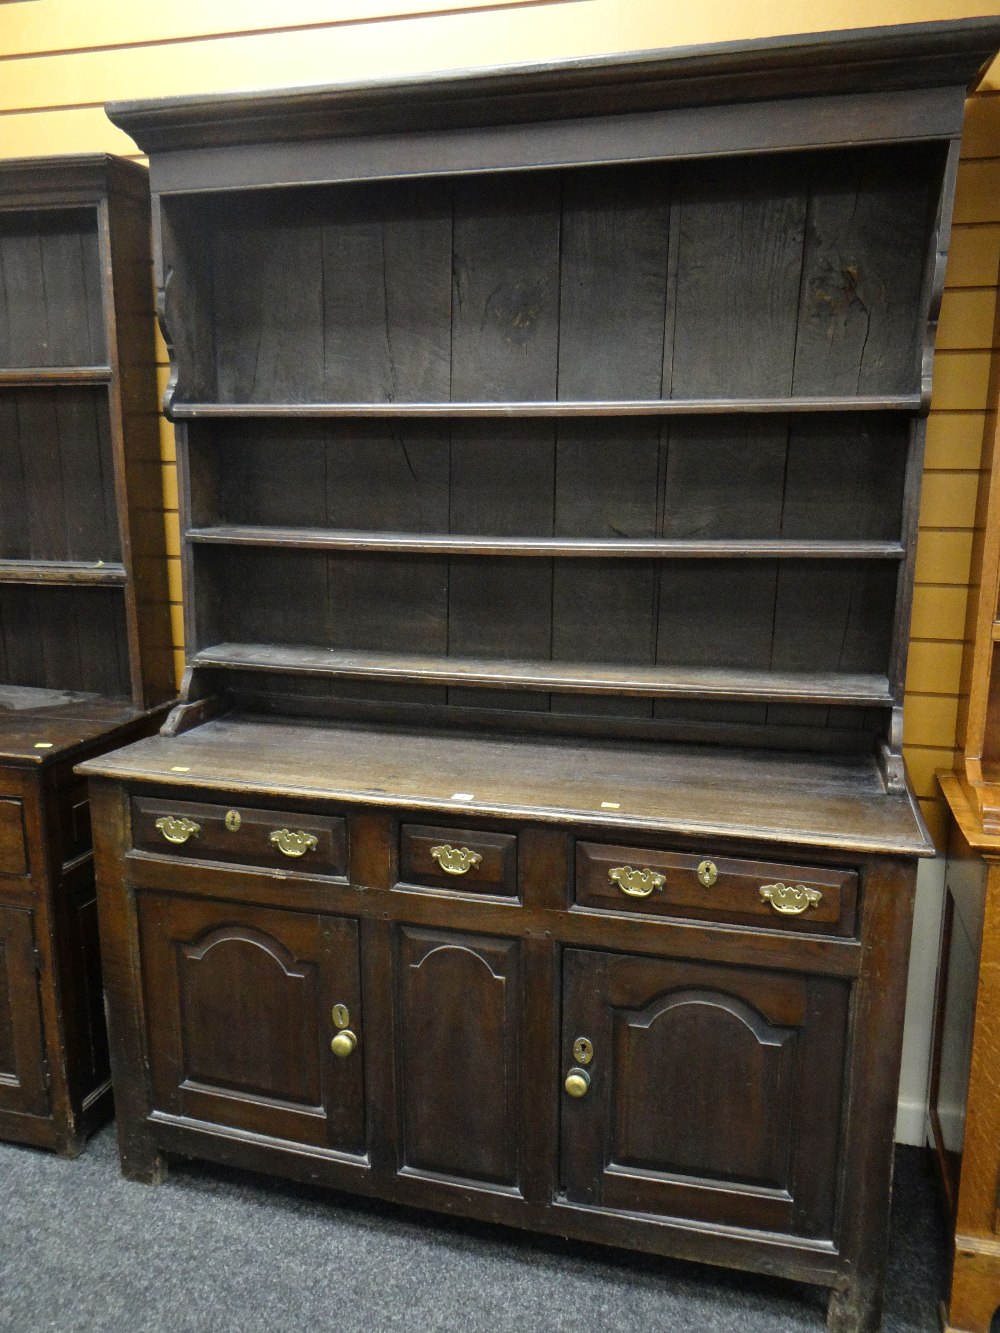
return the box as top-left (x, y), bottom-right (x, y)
top-left (0, 1130), bottom-right (949, 1332)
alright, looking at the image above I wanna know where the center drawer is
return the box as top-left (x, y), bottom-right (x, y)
top-left (575, 842), bottom-right (856, 935)
top-left (397, 824), bottom-right (518, 897)
top-left (132, 796), bottom-right (347, 878)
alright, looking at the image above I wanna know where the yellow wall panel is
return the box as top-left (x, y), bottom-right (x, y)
top-left (165, 557), bottom-right (183, 604)
top-left (931, 348), bottom-right (994, 407)
top-left (160, 463), bottom-right (178, 511)
top-left (169, 602), bottom-right (185, 648)
top-left (958, 93), bottom-right (1000, 158)
top-left (937, 287), bottom-right (999, 349)
top-left (918, 470), bottom-right (983, 528)
top-left (0, 107), bottom-right (136, 157)
top-left (158, 417), bottom-right (175, 464)
top-left (0, 5), bottom-right (620, 117)
top-left (905, 639), bottom-right (966, 692)
top-left (615, 1), bottom-right (1000, 49)
top-left (918, 797), bottom-right (949, 846)
top-left (0, 0), bottom-right (547, 58)
top-left (953, 159), bottom-right (1000, 224)
top-left (914, 528), bottom-right (975, 585)
top-left (163, 510), bottom-right (181, 559)
top-left (945, 223), bottom-right (1000, 288)
top-left (924, 411), bottom-right (988, 469)
top-left (910, 585), bottom-right (971, 640)
top-left (903, 693), bottom-right (960, 746)
top-left (906, 745), bottom-right (962, 799)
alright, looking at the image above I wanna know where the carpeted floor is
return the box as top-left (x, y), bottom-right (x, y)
top-left (0, 1129), bottom-right (953, 1333)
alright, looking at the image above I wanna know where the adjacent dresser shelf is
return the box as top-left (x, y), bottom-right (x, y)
top-left (185, 527), bottom-right (907, 561)
top-left (192, 641), bottom-right (895, 705)
top-left (0, 367), bottom-right (112, 386)
top-left (0, 154), bottom-right (174, 1159)
top-left (171, 394), bottom-right (924, 420)
top-left (0, 559), bottom-right (127, 587)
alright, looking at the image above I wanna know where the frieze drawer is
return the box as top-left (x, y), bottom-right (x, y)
top-left (132, 796), bottom-right (347, 878)
top-left (575, 842), bottom-right (856, 935)
top-left (398, 825), bottom-right (517, 896)
top-left (0, 798), bottom-right (27, 878)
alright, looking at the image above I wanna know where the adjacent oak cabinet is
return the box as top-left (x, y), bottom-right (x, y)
top-left (81, 20), bottom-right (1000, 1330)
top-left (0, 156), bottom-right (173, 1154)
top-left (929, 241), bottom-right (1000, 1331)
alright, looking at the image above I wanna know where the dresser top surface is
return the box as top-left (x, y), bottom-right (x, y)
top-left (0, 686), bottom-right (152, 765)
top-left (78, 715), bottom-right (932, 857)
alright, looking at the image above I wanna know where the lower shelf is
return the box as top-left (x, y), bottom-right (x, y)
top-left (191, 642), bottom-right (895, 707)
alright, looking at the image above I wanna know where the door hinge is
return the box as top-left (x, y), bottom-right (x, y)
top-left (32, 947), bottom-right (43, 977)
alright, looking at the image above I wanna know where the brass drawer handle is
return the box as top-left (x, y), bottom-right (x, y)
top-left (609, 865), bottom-right (665, 898)
top-left (270, 829), bottom-right (319, 858)
top-left (760, 882), bottom-right (823, 915)
top-left (154, 815), bottom-right (200, 845)
top-left (430, 843), bottom-right (483, 876)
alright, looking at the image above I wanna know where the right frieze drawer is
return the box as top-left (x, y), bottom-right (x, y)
top-left (574, 842), bottom-right (856, 935)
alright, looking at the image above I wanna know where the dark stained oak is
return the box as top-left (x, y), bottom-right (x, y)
top-left (85, 22), bottom-right (1000, 1333)
top-left (0, 156), bottom-right (173, 1155)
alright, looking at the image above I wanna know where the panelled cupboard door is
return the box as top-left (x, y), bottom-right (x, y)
top-left (0, 905), bottom-right (49, 1117)
top-left (394, 926), bottom-right (522, 1194)
top-left (136, 892), bottom-right (365, 1157)
top-left (561, 949), bottom-right (848, 1238)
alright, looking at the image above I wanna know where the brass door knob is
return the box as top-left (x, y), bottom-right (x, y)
top-left (564, 1068), bottom-right (591, 1098)
top-left (330, 1029), bottom-right (358, 1058)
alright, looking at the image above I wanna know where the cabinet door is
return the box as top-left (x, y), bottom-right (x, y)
top-left (561, 949), bottom-right (848, 1238)
top-left (137, 892), bottom-right (365, 1156)
top-left (394, 926), bottom-right (522, 1193)
top-left (0, 905), bottom-right (49, 1117)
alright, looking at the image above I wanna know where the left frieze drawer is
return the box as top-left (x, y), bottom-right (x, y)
top-left (131, 796), bottom-right (347, 877)
top-left (0, 798), bottom-right (27, 877)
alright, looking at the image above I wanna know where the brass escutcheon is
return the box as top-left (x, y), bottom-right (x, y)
top-left (155, 815), bottom-right (200, 845)
top-left (225, 810), bottom-right (241, 832)
top-left (270, 829), bottom-right (319, 857)
top-left (697, 859), bottom-right (718, 888)
top-left (759, 882), bottom-right (823, 915)
top-left (332, 1004), bottom-right (351, 1029)
top-left (608, 865), bottom-right (665, 898)
top-left (572, 1037), bottom-right (594, 1065)
top-left (430, 844), bottom-right (483, 876)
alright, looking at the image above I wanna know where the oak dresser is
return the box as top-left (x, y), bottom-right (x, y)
top-left (81, 21), bottom-right (1000, 1329)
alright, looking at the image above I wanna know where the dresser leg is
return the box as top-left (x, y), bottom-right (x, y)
top-left (944, 1246), bottom-right (1000, 1333)
top-left (116, 1123), bottom-right (167, 1185)
top-left (826, 1277), bottom-right (882, 1333)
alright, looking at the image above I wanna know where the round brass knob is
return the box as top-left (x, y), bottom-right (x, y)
top-left (330, 1029), bottom-right (358, 1058)
top-left (564, 1068), bottom-right (591, 1098)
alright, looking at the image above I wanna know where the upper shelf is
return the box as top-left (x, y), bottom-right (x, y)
top-left (171, 395), bottom-right (925, 420)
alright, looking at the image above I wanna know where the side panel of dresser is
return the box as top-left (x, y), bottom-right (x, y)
top-left (0, 761), bottom-right (110, 1155)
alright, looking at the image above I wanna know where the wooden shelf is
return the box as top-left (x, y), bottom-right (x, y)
top-left (171, 394), bottom-right (923, 421)
top-left (0, 559), bottom-right (127, 587)
top-left (0, 367), bottom-right (112, 387)
top-left (186, 526), bottom-right (907, 561)
top-left (192, 642), bottom-right (895, 705)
